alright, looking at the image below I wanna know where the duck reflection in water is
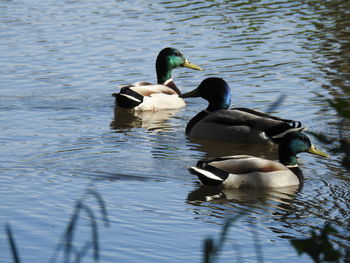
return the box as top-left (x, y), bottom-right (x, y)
top-left (110, 107), bottom-right (182, 131)
top-left (188, 138), bottom-right (279, 160)
top-left (187, 184), bottom-right (301, 235)
top-left (187, 184), bottom-right (300, 209)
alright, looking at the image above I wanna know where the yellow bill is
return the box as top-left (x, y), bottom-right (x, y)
top-left (183, 59), bottom-right (203, 71)
top-left (308, 144), bottom-right (329, 158)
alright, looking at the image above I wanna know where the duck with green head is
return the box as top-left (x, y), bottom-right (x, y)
top-left (113, 47), bottom-right (203, 111)
top-left (189, 132), bottom-right (329, 188)
top-left (181, 77), bottom-right (304, 144)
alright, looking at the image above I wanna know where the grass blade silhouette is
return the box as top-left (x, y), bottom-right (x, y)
top-left (6, 223), bottom-right (21, 263)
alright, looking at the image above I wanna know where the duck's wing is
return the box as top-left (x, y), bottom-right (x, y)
top-left (203, 109), bottom-right (304, 140)
top-left (119, 82), bottom-right (177, 96)
top-left (119, 81), bottom-right (153, 89)
top-left (232, 107), bottom-right (300, 123)
top-left (202, 155), bottom-right (288, 174)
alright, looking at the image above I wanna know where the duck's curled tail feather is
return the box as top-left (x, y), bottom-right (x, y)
top-left (265, 121), bottom-right (305, 143)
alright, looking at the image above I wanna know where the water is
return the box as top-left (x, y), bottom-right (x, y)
top-left (1, 0), bottom-right (350, 262)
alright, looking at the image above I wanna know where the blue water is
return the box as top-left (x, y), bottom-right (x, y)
top-left (1, 0), bottom-right (349, 262)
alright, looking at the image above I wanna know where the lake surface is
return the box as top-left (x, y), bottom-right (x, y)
top-left (1, 0), bottom-right (350, 262)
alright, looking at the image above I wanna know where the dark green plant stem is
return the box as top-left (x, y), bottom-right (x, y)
top-left (6, 223), bottom-right (21, 263)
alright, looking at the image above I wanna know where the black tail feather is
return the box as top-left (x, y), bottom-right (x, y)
top-left (190, 162), bottom-right (229, 187)
top-left (114, 87), bottom-right (143, 109)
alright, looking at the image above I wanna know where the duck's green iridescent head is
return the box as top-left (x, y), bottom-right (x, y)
top-left (279, 132), bottom-right (329, 166)
top-left (155, 47), bottom-right (203, 84)
top-left (181, 77), bottom-right (232, 112)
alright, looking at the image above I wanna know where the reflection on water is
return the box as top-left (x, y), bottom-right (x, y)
top-left (110, 107), bottom-right (182, 131)
top-left (306, 0), bottom-right (350, 167)
top-left (186, 184), bottom-right (302, 250)
top-left (307, 0), bottom-right (350, 96)
top-left (1, 0), bottom-right (350, 262)
top-left (186, 179), bottom-right (350, 257)
top-left (187, 185), bottom-right (299, 208)
top-left (188, 137), bottom-right (278, 159)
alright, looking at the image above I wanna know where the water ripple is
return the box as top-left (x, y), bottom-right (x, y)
top-left (1, 0), bottom-right (350, 262)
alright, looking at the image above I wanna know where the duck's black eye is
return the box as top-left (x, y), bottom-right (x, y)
top-left (174, 52), bottom-right (181, 56)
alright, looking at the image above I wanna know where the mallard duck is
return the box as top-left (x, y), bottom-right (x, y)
top-left (189, 132), bottom-right (329, 188)
top-left (113, 47), bottom-right (203, 111)
top-left (181, 77), bottom-right (304, 144)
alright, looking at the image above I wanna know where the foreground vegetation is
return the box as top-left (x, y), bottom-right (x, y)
top-left (5, 187), bottom-right (346, 263)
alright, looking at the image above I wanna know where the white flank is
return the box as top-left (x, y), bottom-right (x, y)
top-left (138, 94), bottom-right (185, 111)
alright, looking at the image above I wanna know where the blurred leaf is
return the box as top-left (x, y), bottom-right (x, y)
top-left (329, 99), bottom-right (350, 119)
top-left (290, 224), bottom-right (341, 263)
top-left (266, 94), bottom-right (286, 114)
top-left (202, 213), bottom-right (246, 263)
top-left (304, 130), bottom-right (334, 144)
